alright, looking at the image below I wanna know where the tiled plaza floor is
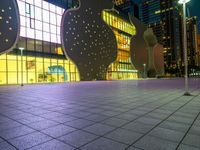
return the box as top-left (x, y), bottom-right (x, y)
top-left (0, 78), bottom-right (200, 150)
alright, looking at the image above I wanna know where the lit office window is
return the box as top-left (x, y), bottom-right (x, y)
top-left (17, 0), bottom-right (64, 43)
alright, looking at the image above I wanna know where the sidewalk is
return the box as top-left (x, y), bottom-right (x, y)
top-left (0, 79), bottom-right (199, 150)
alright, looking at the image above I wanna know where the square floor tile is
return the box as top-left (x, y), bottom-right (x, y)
top-left (135, 117), bottom-right (162, 126)
top-left (122, 122), bottom-right (154, 134)
top-left (28, 139), bottom-right (74, 150)
top-left (70, 111), bottom-right (91, 118)
top-left (9, 132), bottom-right (52, 149)
top-left (104, 128), bottom-right (142, 145)
top-left (149, 127), bottom-right (185, 142)
top-left (159, 121), bottom-right (190, 132)
top-left (177, 144), bottom-right (200, 150)
top-left (59, 130), bottom-right (98, 148)
top-left (41, 124), bottom-right (76, 138)
top-left (39, 112), bottom-right (63, 119)
top-left (81, 137), bottom-right (127, 150)
top-left (0, 121), bottom-right (21, 131)
top-left (167, 116), bottom-right (194, 125)
top-left (102, 117), bottom-right (129, 127)
top-left (116, 114), bottom-right (138, 121)
top-left (0, 116), bottom-right (12, 124)
top-left (86, 114), bottom-right (110, 122)
top-left (182, 134), bottom-right (200, 148)
top-left (83, 123), bottom-right (115, 136)
top-left (0, 138), bottom-right (3, 143)
top-left (0, 125), bottom-right (35, 140)
top-left (126, 146), bottom-right (143, 150)
top-left (188, 125), bottom-right (200, 136)
top-left (27, 120), bottom-right (59, 130)
top-left (99, 110), bottom-right (121, 117)
top-left (134, 135), bottom-right (178, 150)
top-left (50, 115), bottom-right (78, 123)
top-left (18, 116), bottom-right (45, 124)
top-left (0, 141), bottom-right (16, 150)
top-left (64, 119), bottom-right (95, 129)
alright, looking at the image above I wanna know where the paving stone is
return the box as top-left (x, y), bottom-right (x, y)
top-left (149, 127), bottom-right (185, 142)
top-left (50, 115), bottom-right (78, 123)
top-left (0, 121), bottom-right (21, 131)
top-left (86, 114), bottom-right (110, 122)
top-left (27, 119), bottom-right (59, 130)
top-left (104, 128), bottom-right (142, 145)
top-left (64, 119), bottom-right (95, 129)
top-left (18, 116), bottom-right (45, 124)
top-left (194, 120), bottom-right (200, 127)
top-left (182, 134), bottom-right (200, 148)
top-left (39, 112), bottom-right (63, 119)
top-left (41, 124), bottom-right (76, 138)
top-left (0, 116), bottom-right (12, 124)
top-left (81, 137), bottom-right (127, 150)
top-left (126, 146), bottom-right (143, 150)
top-left (188, 125), bottom-right (200, 136)
top-left (102, 117), bottom-right (129, 127)
top-left (9, 132), bottom-right (52, 149)
top-left (177, 144), bottom-right (200, 150)
top-left (122, 122), bottom-right (154, 134)
top-left (9, 113), bottom-right (35, 120)
top-left (159, 121), bottom-right (190, 132)
top-left (145, 112), bottom-right (169, 119)
top-left (0, 138), bottom-right (4, 143)
top-left (99, 110), bottom-right (121, 117)
top-left (167, 116), bottom-right (194, 125)
top-left (83, 123), bottom-right (115, 136)
top-left (0, 125), bottom-right (35, 140)
top-left (134, 135), bottom-right (178, 150)
top-left (135, 117), bottom-right (162, 126)
top-left (59, 130), bottom-right (98, 148)
top-left (0, 141), bottom-right (16, 150)
top-left (70, 111), bottom-right (91, 118)
top-left (116, 113), bottom-right (139, 121)
top-left (28, 139), bottom-right (74, 150)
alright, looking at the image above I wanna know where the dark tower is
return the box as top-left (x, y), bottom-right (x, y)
top-left (141, 0), bottom-right (183, 73)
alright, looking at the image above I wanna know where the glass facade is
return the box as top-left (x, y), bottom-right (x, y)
top-left (0, 0), bottom-right (138, 85)
top-left (103, 11), bottom-right (138, 80)
top-left (0, 0), bottom-right (79, 85)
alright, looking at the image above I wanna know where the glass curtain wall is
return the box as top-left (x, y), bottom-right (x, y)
top-left (102, 11), bottom-right (138, 80)
top-left (0, 0), bottom-right (79, 85)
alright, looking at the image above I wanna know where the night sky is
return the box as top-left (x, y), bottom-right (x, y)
top-left (187, 0), bottom-right (200, 33)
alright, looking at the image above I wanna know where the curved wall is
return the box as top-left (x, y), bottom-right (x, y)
top-left (0, 0), bottom-right (20, 54)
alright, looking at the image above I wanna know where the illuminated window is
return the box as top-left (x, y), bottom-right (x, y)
top-left (17, 0), bottom-right (64, 44)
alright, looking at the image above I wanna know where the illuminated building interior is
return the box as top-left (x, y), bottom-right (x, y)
top-left (0, 0), bottom-right (79, 85)
top-left (103, 11), bottom-right (138, 80)
top-left (0, 0), bottom-right (138, 85)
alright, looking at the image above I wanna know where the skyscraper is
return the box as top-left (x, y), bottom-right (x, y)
top-left (141, 0), bottom-right (183, 73)
top-left (186, 16), bottom-right (199, 67)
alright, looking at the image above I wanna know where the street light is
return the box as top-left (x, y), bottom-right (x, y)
top-left (19, 47), bottom-right (24, 86)
top-left (178, 0), bottom-right (191, 96)
top-left (143, 63), bottom-right (146, 78)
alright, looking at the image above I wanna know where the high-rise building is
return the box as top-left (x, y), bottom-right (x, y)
top-left (141, 0), bottom-right (183, 73)
top-left (197, 34), bottom-right (200, 66)
top-left (186, 16), bottom-right (199, 67)
top-left (114, 0), bottom-right (140, 19)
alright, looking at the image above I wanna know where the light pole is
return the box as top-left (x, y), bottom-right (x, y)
top-left (19, 47), bottom-right (24, 86)
top-left (143, 63), bottom-right (146, 78)
top-left (178, 0), bottom-right (191, 96)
